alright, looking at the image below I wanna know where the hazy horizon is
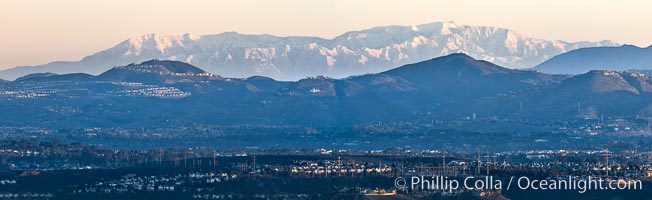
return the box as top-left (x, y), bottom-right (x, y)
top-left (1, 0), bottom-right (651, 70)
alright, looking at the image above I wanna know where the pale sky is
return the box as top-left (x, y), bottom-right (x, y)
top-left (1, 0), bottom-right (651, 69)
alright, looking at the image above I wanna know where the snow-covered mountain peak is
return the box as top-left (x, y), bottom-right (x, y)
top-left (0, 21), bottom-right (620, 81)
top-left (122, 33), bottom-right (197, 55)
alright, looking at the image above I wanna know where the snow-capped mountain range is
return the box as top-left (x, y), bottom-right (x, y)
top-left (0, 21), bottom-right (618, 80)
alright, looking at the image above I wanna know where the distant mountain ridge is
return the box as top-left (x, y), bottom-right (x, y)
top-left (0, 21), bottom-right (617, 80)
top-left (459, 70), bottom-right (652, 120)
top-left (3, 54), bottom-right (652, 128)
top-left (0, 54), bottom-right (562, 127)
top-left (14, 72), bottom-right (58, 81)
top-left (534, 45), bottom-right (652, 74)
